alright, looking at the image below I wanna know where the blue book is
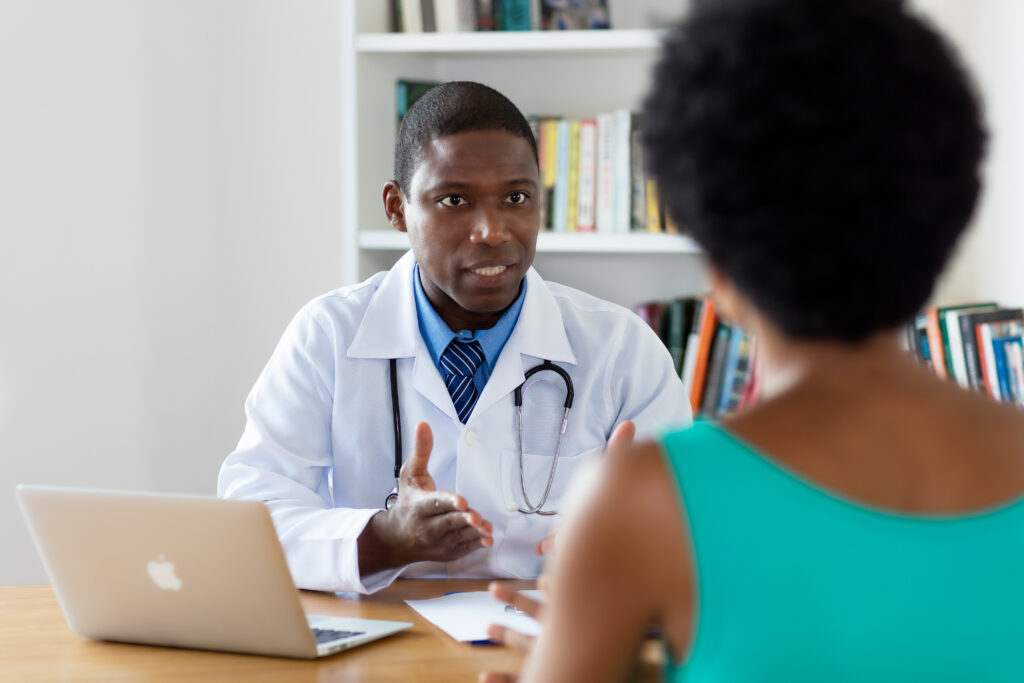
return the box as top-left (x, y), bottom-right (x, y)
top-left (717, 324), bottom-right (746, 416)
top-left (993, 335), bottom-right (1023, 403)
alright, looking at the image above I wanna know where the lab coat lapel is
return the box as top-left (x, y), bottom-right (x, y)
top-left (472, 268), bottom-right (576, 419)
top-left (347, 250), bottom-right (457, 419)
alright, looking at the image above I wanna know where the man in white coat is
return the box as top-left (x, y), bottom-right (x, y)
top-left (218, 82), bottom-right (691, 594)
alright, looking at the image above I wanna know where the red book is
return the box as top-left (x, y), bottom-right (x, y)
top-left (688, 300), bottom-right (717, 412)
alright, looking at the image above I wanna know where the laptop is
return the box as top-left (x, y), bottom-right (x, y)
top-left (15, 485), bottom-right (412, 659)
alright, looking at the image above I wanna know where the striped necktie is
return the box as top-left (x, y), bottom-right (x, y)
top-left (439, 339), bottom-right (485, 423)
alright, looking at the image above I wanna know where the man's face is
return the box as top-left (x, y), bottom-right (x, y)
top-left (385, 129), bottom-right (540, 331)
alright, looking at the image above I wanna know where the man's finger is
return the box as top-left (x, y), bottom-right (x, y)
top-left (486, 623), bottom-right (535, 654)
top-left (607, 419), bottom-right (636, 451)
top-left (401, 422), bottom-right (435, 487)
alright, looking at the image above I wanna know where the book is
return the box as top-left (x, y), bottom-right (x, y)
top-left (721, 328), bottom-right (753, 415)
top-left (400, 0), bottom-right (424, 32)
top-left (943, 303), bottom-right (998, 388)
top-left (992, 335), bottom-right (1022, 403)
top-left (565, 119), bottom-right (581, 232)
top-left (632, 301), bottom-right (663, 336)
top-left (977, 318), bottom-right (1024, 400)
top-left (576, 119), bottom-right (597, 232)
top-left (664, 298), bottom-right (690, 376)
top-left (687, 299), bottom-right (718, 413)
top-left (1005, 340), bottom-right (1024, 406)
top-left (422, 0), bottom-right (437, 31)
top-left (680, 299), bottom-right (704, 387)
top-left (629, 122), bottom-right (646, 231)
top-left (435, 0), bottom-right (477, 32)
top-left (475, 0), bottom-right (495, 29)
top-left (613, 110), bottom-right (633, 233)
top-left (396, 80), bottom-right (441, 130)
top-left (552, 118), bottom-right (571, 232)
top-left (496, 0), bottom-right (530, 30)
top-left (645, 175), bottom-right (661, 233)
top-left (594, 113), bottom-right (615, 234)
top-left (924, 307), bottom-right (949, 381)
top-left (700, 323), bottom-right (731, 417)
top-left (959, 308), bottom-right (1023, 392)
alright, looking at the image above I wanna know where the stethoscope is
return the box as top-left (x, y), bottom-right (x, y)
top-left (384, 359), bottom-right (574, 515)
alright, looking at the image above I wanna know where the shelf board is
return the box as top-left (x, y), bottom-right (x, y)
top-left (356, 29), bottom-right (664, 55)
top-left (358, 230), bottom-right (699, 254)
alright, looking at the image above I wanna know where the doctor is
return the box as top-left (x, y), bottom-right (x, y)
top-left (218, 81), bottom-right (690, 594)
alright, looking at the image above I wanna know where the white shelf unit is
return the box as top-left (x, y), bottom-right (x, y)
top-left (340, 1), bottom-right (706, 309)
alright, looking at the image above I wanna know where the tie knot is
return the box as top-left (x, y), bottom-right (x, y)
top-left (440, 339), bottom-right (485, 378)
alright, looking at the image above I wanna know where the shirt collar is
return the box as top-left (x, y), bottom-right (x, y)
top-left (413, 262), bottom-right (527, 371)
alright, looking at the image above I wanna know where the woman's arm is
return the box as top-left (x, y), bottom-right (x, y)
top-left (516, 440), bottom-right (695, 683)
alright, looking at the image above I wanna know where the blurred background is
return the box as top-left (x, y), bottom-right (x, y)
top-left (1, 0), bottom-right (1021, 585)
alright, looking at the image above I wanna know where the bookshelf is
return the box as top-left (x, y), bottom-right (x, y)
top-left (340, 0), bottom-right (703, 308)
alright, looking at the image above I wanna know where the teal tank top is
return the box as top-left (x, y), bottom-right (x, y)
top-left (660, 421), bottom-right (1024, 682)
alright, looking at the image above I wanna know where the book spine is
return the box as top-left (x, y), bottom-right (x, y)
top-left (401, 0), bottom-right (424, 32)
top-left (977, 323), bottom-right (1000, 399)
top-left (666, 298), bottom-right (687, 376)
top-left (542, 119), bottom-right (559, 231)
top-left (645, 176), bottom-right (660, 233)
top-left (594, 113), bottom-right (615, 233)
top-left (498, 0), bottom-right (530, 30)
top-left (680, 300), bottom-right (704, 389)
top-left (552, 118), bottom-right (570, 232)
top-left (993, 337), bottom-right (1015, 403)
top-left (421, 0), bottom-right (436, 31)
top-left (725, 332), bottom-right (753, 414)
top-left (925, 307), bottom-right (947, 380)
top-left (566, 119), bottom-right (581, 232)
top-left (944, 310), bottom-right (970, 388)
top-left (716, 325), bottom-right (744, 416)
top-left (576, 119), bottom-right (597, 232)
top-left (700, 323), bottom-right (730, 417)
top-left (475, 0), bottom-right (494, 29)
top-left (689, 299), bottom-right (717, 412)
top-left (630, 126), bottom-right (646, 230)
top-left (1007, 340), bottom-right (1024, 406)
top-left (960, 314), bottom-right (984, 391)
top-left (613, 109), bottom-right (632, 233)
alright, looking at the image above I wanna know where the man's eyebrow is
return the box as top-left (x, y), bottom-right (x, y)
top-left (422, 178), bottom-right (539, 193)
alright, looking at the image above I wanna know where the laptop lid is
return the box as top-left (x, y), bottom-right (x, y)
top-left (15, 485), bottom-right (408, 659)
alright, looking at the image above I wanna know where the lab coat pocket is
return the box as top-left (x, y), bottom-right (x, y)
top-left (496, 445), bottom-right (603, 577)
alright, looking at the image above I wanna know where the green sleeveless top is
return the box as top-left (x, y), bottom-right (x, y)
top-left (660, 421), bottom-right (1024, 682)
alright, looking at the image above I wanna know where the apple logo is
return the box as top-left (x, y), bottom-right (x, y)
top-left (147, 554), bottom-right (183, 591)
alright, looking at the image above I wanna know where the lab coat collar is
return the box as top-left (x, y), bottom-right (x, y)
top-left (347, 250), bottom-right (576, 422)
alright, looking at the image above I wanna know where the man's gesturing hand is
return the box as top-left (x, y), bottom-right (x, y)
top-left (359, 422), bottom-right (493, 574)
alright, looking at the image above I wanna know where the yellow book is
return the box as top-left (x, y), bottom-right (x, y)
top-left (645, 177), bottom-right (662, 232)
top-left (566, 119), bottom-right (581, 232)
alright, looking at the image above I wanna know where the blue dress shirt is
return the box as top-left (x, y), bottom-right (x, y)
top-left (413, 262), bottom-right (526, 394)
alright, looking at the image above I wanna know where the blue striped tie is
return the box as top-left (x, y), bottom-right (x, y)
top-left (440, 339), bottom-right (485, 423)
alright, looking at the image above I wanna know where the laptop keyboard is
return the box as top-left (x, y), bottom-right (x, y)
top-left (312, 627), bottom-right (365, 644)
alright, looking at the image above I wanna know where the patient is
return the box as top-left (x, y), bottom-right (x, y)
top-left (486, 0), bottom-right (1024, 681)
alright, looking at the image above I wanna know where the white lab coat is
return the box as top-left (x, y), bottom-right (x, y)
top-left (218, 251), bottom-right (691, 593)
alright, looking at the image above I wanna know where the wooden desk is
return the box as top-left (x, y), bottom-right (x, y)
top-left (0, 580), bottom-right (531, 682)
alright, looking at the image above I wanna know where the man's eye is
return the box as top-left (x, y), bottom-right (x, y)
top-left (439, 195), bottom-right (465, 207)
top-left (506, 191), bottom-right (528, 205)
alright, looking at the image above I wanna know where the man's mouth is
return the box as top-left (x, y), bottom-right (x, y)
top-left (471, 265), bottom-right (508, 277)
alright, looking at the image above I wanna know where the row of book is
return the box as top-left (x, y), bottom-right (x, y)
top-left (529, 113), bottom-right (678, 234)
top-left (390, 0), bottom-right (611, 34)
top-left (906, 303), bottom-right (1024, 407)
top-left (633, 297), bottom-right (759, 418)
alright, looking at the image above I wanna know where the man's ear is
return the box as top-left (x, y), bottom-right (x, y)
top-left (383, 181), bottom-right (408, 233)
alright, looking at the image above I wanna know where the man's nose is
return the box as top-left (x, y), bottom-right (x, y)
top-left (470, 205), bottom-right (511, 245)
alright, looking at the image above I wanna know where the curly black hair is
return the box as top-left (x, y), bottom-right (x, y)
top-left (393, 81), bottom-right (538, 193)
top-left (643, 0), bottom-right (986, 341)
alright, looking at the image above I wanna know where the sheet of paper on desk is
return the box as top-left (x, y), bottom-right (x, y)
top-left (405, 590), bottom-right (543, 642)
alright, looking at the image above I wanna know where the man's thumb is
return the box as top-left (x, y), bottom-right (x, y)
top-left (403, 421), bottom-right (434, 481)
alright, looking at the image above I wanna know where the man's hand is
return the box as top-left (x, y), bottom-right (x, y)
top-left (359, 422), bottom-right (493, 574)
top-left (533, 420), bottom-right (636, 557)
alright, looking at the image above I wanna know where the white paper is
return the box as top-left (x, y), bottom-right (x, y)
top-left (405, 590), bottom-right (543, 642)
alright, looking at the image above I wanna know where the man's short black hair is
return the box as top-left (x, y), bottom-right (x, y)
top-left (394, 81), bottom-right (538, 192)
top-left (643, 0), bottom-right (987, 342)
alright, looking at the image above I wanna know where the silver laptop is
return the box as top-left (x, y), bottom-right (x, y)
top-left (16, 485), bottom-right (412, 659)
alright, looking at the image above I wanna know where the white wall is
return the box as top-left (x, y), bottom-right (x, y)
top-left (0, 0), bottom-right (339, 585)
top-left (0, 0), bottom-right (1020, 586)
